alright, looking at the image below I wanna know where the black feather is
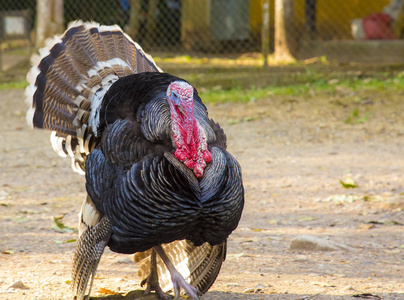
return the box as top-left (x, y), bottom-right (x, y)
top-left (26, 22), bottom-right (244, 300)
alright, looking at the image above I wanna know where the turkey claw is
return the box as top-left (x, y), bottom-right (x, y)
top-left (171, 271), bottom-right (201, 300)
top-left (141, 275), bottom-right (172, 300)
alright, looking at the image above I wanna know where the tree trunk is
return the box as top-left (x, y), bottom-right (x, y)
top-left (35, 0), bottom-right (51, 48)
top-left (274, 0), bottom-right (297, 61)
top-left (128, 0), bottom-right (141, 38)
top-left (35, 0), bottom-right (64, 49)
top-left (262, 0), bottom-right (270, 68)
top-left (52, 0), bottom-right (65, 35)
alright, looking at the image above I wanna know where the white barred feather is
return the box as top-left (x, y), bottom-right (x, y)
top-left (25, 20), bottom-right (161, 174)
top-left (135, 240), bottom-right (226, 295)
top-left (79, 196), bottom-right (102, 234)
top-left (50, 131), bottom-right (68, 158)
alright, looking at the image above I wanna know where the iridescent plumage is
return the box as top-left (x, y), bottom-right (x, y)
top-left (26, 21), bottom-right (244, 300)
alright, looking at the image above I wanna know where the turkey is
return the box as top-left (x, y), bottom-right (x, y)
top-left (25, 21), bottom-right (244, 300)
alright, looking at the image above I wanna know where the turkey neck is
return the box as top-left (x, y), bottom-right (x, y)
top-left (167, 92), bottom-right (211, 178)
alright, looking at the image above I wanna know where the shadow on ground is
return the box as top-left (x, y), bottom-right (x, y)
top-left (89, 290), bottom-right (403, 300)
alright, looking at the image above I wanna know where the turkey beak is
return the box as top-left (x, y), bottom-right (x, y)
top-left (177, 105), bottom-right (186, 117)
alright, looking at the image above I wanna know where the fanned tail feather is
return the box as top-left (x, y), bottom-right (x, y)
top-left (135, 240), bottom-right (226, 295)
top-left (25, 20), bottom-right (162, 173)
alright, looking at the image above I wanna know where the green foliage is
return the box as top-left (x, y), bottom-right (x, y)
top-left (0, 81), bottom-right (28, 91)
top-left (4, 65), bottom-right (404, 106)
top-left (53, 216), bottom-right (75, 233)
top-left (54, 239), bottom-right (76, 244)
top-left (200, 86), bottom-right (270, 103)
top-left (345, 108), bottom-right (370, 124)
top-left (200, 73), bottom-right (404, 104)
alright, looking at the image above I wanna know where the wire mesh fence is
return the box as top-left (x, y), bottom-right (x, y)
top-left (0, 0), bottom-right (403, 78)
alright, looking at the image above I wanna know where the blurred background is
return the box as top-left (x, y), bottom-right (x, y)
top-left (1, 0), bottom-right (404, 90)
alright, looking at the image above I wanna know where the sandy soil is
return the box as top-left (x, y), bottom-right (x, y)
top-left (0, 87), bottom-right (403, 300)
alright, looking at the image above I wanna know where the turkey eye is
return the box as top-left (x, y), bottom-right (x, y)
top-left (172, 91), bottom-right (179, 99)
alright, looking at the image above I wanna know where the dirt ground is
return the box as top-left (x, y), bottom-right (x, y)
top-left (0, 85), bottom-right (403, 300)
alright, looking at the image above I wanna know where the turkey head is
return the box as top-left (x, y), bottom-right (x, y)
top-left (166, 81), bottom-right (212, 178)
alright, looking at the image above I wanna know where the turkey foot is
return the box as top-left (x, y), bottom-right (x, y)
top-left (154, 245), bottom-right (202, 300)
top-left (141, 249), bottom-right (172, 300)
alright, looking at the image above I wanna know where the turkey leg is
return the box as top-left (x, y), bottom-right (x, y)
top-left (154, 245), bottom-right (202, 300)
top-left (141, 248), bottom-right (171, 300)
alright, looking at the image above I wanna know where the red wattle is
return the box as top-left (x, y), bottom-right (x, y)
top-left (184, 160), bottom-right (196, 169)
top-left (203, 150), bottom-right (212, 163)
top-left (194, 166), bottom-right (204, 178)
top-left (175, 149), bottom-right (187, 162)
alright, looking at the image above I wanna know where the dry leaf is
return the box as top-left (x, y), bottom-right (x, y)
top-left (359, 223), bottom-right (375, 230)
top-left (53, 216), bottom-right (75, 233)
top-left (252, 228), bottom-right (262, 232)
top-left (298, 216), bottom-right (317, 222)
top-left (311, 282), bottom-right (336, 287)
top-left (98, 287), bottom-right (119, 295)
top-left (352, 293), bottom-right (381, 299)
top-left (340, 177), bottom-right (358, 189)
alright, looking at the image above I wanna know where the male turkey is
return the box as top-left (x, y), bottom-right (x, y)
top-left (26, 21), bottom-right (244, 300)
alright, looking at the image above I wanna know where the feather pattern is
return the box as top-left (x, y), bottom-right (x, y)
top-left (135, 240), bottom-right (226, 295)
top-left (86, 126), bottom-right (243, 250)
top-left (26, 21), bottom-right (244, 300)
top-left (72, 196), bottom-right (112, 300)
top-left (26, 21), bottom-right (161, 173)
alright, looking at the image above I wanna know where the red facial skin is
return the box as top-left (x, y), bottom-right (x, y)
top-left (166, 81), bottom-right (212, 178)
